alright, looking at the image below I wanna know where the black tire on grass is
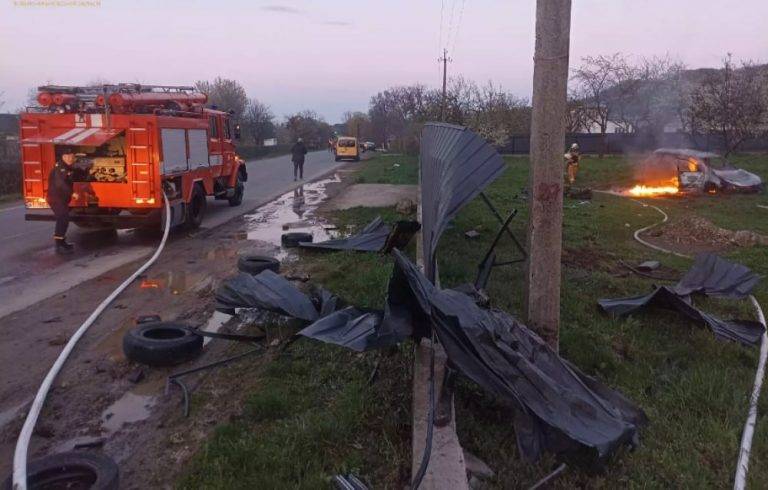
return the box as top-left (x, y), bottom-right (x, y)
top-left (2, 451), bottom-right (119, 490)
top-left (281, 232), bottom-right (313, 248)
top-left (237, 254), bottom-right (280, 275)
top-left (123, 322), bottom-right (203, 367)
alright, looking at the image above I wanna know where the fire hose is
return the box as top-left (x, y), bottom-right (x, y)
top-left (629, 199), bottom-right (691, 259)
top-left (734, 296), bottom-right (767, 490)
top-left (13, 192), bottom-right (171, 490)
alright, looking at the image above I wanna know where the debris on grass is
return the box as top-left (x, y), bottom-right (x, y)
top-left (600, 254), bottom-right (765, 346)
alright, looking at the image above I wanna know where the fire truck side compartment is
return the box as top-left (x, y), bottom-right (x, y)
top-left (21, 86), bottom-right (242, 228)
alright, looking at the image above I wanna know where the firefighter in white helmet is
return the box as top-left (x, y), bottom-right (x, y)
top-left (564, 143), bottom-right (581, 184)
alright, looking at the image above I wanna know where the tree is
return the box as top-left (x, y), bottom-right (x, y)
top-left (570, 53), bottom-right (633, 156)
top-left (685, 55), bottom-right (768, 156)
top-left (342, 111), bottom-right (372, 140)
top-left (283, 110), bottom-right (332, 147)
top-left (467, 81), bottom-right (530, 145)
top-left (242, 98), bottom-right (275, 145)
top-left (610, 56), bottom-right (686, 135)
top-left (565, 94), bottom-right (589, 132)
top-left (195, 77), bottom-right (248, 118)
top-left (368, 79), bottom-right (531, 151)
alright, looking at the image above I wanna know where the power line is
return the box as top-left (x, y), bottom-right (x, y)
top-left (438, 0), bottom-right (445, 82)
top-left (446, 0), bottom-right (457, 53)
top-left (450, 0), bottom-right (466, 57)
top-left (438, 0), bottom-right (445, 54)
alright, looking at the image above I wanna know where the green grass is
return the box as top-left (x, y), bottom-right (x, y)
top-left (178, 152), bottom-right (768, 489)
top-left (354, 155), bottom-right (419, 185)
top-left (437, 153), bottom-right (768, 488)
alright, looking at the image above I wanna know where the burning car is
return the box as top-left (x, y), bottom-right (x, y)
top-left (629, 149), bottom-right (763, 197)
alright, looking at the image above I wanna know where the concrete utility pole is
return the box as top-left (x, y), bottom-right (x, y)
top-left (439, 48), bottom-right (452, 122)
top-left (525, 0), bottom-right (572, 351)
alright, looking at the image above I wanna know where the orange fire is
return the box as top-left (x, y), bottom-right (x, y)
top-left (627, 178), bottom-right (680, 197)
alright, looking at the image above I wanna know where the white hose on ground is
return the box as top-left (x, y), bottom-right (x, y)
top-left (629, 199), bottom-right (692, 259)
top-left (12, 192), bottom-right (171, 490)
top-left (734, 295), bottom-right (767, 490)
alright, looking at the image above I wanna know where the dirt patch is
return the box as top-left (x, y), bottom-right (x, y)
top-left (561, 246), bottom-right (619, 274)
top-left (641, 215), bottom-right (768, 254)
top-left (321, 183), bottom-right (419, 211)
top-left (0, 209), bottom-right (298, 488)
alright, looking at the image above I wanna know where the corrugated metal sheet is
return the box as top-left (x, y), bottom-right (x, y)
top-left (420, 123), bottom-right (507, 281)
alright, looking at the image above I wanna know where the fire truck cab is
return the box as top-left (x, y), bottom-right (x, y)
top-left (20, 84), bottom-right (246, 230)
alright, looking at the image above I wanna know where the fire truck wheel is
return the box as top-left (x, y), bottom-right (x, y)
top-left (228, 176), bottom-right (245, 207)
top-left (186, 185), bottom-right (206, 229)
top-left (122, 322), bottom-right (203, 367)
top-left (2, 451), bottom-right (119, 490)
top-left (237, 254), bottom-right (280, 275)
top-left (281, 232), bottom-right (313, 248)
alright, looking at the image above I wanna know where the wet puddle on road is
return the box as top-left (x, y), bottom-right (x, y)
top-left (138, 270), bottom-right (214, 295)
top-left (100, 387), bottom-right (159, 435)
top-left (101, 392), bottom-right (155, 433)
top-left (244, 176), bottom-right (340, 260)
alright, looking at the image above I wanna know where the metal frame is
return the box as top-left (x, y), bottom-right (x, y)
top-left (474, 192), bottom-right (527, 290)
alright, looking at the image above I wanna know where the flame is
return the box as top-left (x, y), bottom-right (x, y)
top-left (628, 178), bottom-right (680, 197)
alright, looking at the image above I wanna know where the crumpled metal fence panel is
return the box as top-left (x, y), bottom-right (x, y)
top-left (674, 254), bottom-right (761, 298)
top-left (420, 123), bottom-right (507, 281)
top-left (215, 270), bottom-right (319, 321)
top-left (299, 216), bottom-right (391, 252)
top-left (599, 254), bottom-right (765, 346)
top-left (388, 249), bottom-right (646, 461)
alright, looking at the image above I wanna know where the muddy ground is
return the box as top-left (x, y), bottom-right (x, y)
top-left (0, 166), bottom-right (368, 488)
top-left (640, 214), bottom-right (768, 255)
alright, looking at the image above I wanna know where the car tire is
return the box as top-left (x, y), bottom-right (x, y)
top-left (2, 451), bottom-right (119, 490)
top-left (123, 322), bottom-right (203, 367)
top-left (228, 173), bottom-right (245, 207)
top-left (334, 157), bottom-right (341, 162)
top-left (237, 254), bottom-right (280, 275)
top-left (281, 232), bottom-right (313, 248)
top-left (185, 184), bottom-right (206, 229)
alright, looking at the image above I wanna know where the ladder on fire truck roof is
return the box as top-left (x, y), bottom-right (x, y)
top-left (38, 84), bottom-right (197, 94)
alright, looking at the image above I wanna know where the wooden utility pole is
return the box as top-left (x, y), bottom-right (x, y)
top-left (439, 48), bottom-right (452, 122)
top-left (525, 0), bottom-right (572, 351)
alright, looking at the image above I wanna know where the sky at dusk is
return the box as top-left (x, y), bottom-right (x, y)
top-left (1, 0), bottom-right (766, 122)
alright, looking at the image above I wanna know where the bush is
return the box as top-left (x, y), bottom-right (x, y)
top-left (0, 160), bottom-right (20, 196)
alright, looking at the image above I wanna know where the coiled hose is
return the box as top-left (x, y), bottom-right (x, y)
top-left (13, 192), bottom-right (171, 489)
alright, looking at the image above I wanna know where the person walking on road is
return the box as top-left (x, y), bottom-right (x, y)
top-left (291, 138), bottom-right (308, 181)
top-left (47, 146), bottom-right (79, 255)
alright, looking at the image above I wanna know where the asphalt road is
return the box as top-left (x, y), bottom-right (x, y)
top-left (0, 150), bottom-right (344, 318)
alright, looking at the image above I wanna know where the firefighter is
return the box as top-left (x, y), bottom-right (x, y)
top-left (47, 147), bottom-right (79, 254)
top-left (564, 143), bottom-right (581, 184)
top-left (291, 137), bottom-right (308, 181)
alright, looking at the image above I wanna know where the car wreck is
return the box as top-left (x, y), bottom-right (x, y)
top-left (629, 148), bottom-right (763, 196)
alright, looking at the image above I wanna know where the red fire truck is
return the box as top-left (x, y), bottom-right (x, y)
top-left (20, 83), bottom-right (246, 229)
